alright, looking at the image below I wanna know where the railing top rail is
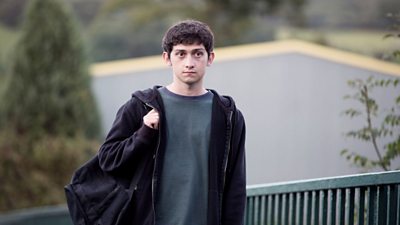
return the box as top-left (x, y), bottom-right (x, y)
top-left (247, 170), bottom-right (400, 196)
top-left (0, 205), bottom-right (69, 223)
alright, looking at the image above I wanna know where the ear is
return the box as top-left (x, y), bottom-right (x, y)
top-left (162, 52), bottom-right (172, 66)
top-left (207, 52), bottom-right (215, 66)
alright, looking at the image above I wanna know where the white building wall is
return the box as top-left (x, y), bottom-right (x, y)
top-left (92, 52), bottom-right (400, 185)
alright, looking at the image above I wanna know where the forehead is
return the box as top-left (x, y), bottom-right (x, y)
top-left (171, 43), bottom-right (206, 51)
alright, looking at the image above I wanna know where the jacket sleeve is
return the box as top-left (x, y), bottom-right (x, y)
top-left (222, 109), bottom-right (247, 225)
top-left (98, 97), bottom-right (158, 173)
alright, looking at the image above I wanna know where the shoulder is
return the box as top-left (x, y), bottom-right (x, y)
top-left (131, 86), bottom-right (160, 103)
top-left (116, 86), bottom-right (159, 118)
top-left (208, 89), bottom-right (236, 110)
top-left (208, 89), bottom-right (245, 124)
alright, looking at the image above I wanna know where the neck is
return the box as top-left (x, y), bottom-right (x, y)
top-left (166, 83), bottom-right (207, 96)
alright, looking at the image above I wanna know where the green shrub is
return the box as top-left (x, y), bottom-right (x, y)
top-left (0, 0), bottom-right (101, 211)
top-left (0, 132), bottom-right (98, 210)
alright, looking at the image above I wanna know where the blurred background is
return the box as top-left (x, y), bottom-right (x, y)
top-left (0, 0), bottom-right (399, 217)
top-left (1, 0), bottom-right (400, 64)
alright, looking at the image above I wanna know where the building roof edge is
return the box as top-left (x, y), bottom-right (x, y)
top-left (90, 39), bottom-right (400, 78)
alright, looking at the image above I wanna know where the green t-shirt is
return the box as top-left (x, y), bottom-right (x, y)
top-left (155, 87), bottom-right (213, 225)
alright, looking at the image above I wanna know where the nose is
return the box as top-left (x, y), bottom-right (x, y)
top-left (185, 56), bottom-right (195, 69)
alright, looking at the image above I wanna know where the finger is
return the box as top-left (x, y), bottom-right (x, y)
top-left (149, 109), bottom-right (158, 114)
top-left (147, 111), bottom-right (159, 119)
top-left (151, 112), bottom-right (159, 119)
top-left (152, 122), bottom-right (159, 129)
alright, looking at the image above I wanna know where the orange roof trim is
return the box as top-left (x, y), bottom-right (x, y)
top-left (90, 40), bottom-right (400, 78)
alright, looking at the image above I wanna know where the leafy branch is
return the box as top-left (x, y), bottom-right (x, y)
top-left (341, 77), bottom-right (400, 171)
top-left (341, 11), bottom-right (400, 171)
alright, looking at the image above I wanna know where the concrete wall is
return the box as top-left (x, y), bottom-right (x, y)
top-left (91, 42), bottom-right (400, 185)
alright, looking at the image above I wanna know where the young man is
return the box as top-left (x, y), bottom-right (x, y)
top-left (98, 20), bottom-right (246, 225)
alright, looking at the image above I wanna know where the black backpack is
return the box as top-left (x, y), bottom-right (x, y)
top-left (64, 154), bottom-right (148, 225)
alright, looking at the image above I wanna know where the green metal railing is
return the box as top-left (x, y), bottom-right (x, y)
top-left (245, 170), bottom-right (400, 225)
top-left (0, 205), bottom-right (72, 225)
top-left (1, 171), bottom-right (399, 225)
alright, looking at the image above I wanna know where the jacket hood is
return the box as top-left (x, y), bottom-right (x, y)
top-left (132, 87), bottom-right (158, 104)
top-left (132, 86), bottom-right (236, 112)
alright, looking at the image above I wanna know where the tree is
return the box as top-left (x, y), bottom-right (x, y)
top-left (341, 12), bottom-right (400, 172)
top-left (0, 0), bottom-right (100, 211)
top-left (341, 77), bottom-right (400, 171)
top-left (1, 0), bottom-right (100, 139)
top-left (87, 0), bottom-right (307, 61)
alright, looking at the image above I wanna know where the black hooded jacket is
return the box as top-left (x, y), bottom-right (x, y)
top-left (71, 86), bottom-right (246, 225)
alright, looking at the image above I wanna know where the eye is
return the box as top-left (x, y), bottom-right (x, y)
top-left (175, 51), bottom-right (185, 58)
top-left (194, 51), bottom-right (204, 57)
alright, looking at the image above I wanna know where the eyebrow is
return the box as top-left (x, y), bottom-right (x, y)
top-left (173, 48), bottom-right (206, 53)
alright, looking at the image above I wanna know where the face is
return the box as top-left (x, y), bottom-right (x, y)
top-left (163, 43), bottom-right (214, 88)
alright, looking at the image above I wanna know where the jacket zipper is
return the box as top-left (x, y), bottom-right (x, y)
top-left (219, 110), bottom-right (233, 224)
top-left (222, 110), bottom-right (233, 190)
top-left (145, 102), bottom-right (161, 225)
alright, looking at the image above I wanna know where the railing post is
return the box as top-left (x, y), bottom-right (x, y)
top-left (313, 190), bottom-right (320, 225)
top-left (253, 196), bottom-right (260, 225)
top-left (290, 193), bottom-right (297, 225)
top-left (260, 195), bottom-right (266, 225)
top-left (270, 194), bottom-right (275, 225)
top-left (277, 194), bottom-right (283, 225)
top-left (322, 190), bottom-right (328, 225)
top-left (305, 191), bottom-right (312, 225)
top-left (377, 186), bottom-right (388, 225)
top-left (388, 185), bottom-right (399, 225)
top-left (367, 186), bottom-right (378, 225)
top-left (329, 189), bottom-right (337, 225)
top-left (313, 191), bottom-right (321, 225)
top-left (338, 188), bottom-right (346, 225)
top-left (283, 193), bottom-right (290, 225)
top-left (298, 192), bottom-right (304, 225)
top-left (264, 194), bottom-right (269, 225)
top-left (246, 197), bottom-right (254, 225)
top-left (347, 188), bottom-right (355, 225)
top-left (358, 187), bottom-right (366, 225)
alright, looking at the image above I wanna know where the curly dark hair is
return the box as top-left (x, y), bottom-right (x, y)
top-left (162, 20), bottom-right (214, 58)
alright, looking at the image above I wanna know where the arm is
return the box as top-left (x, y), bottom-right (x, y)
top-left (222, 110), bottom-right (246, 225)
top-left (98, 98), bottom-right (158, 173)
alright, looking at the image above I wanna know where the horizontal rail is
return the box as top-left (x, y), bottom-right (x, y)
top-left (0, 205), bottom-right (71, 225)
top-left (247, 170), bottom-right (400, 196)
